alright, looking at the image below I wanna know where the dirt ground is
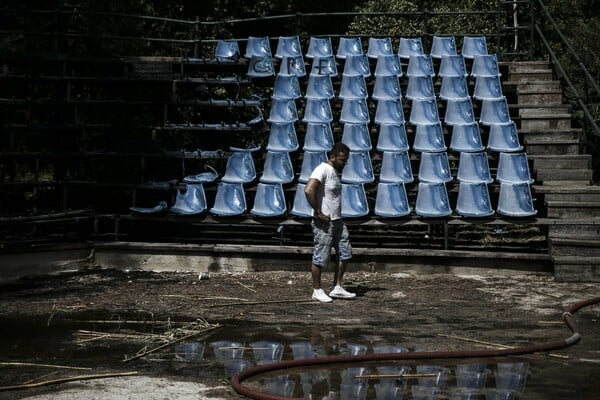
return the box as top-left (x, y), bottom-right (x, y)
top-left (0, 267), bottom-right (599, 399)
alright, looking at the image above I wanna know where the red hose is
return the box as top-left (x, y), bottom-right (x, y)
top-left (231, 296), bottom-right (600, 400)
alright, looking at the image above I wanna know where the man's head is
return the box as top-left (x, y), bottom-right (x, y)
top-left (328, 142), bottom-right (350, 172)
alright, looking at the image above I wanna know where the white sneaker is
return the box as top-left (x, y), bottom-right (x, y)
top-left (312, 288), bottom-right (333, 303)
top-left (329, 285), bottom-right (356, 299)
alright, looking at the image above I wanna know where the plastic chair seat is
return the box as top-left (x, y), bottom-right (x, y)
top-left (340, 98), bottom-right (370, 124)
top-left (272, 74), bottom-right (301, 100)
top-left (497, 182), bottom-right (537, 217)
top-left (215, 40), bottom-right (240, 61)
top-left (438, 55), bottom-right (467, 77)
top-left (479, 97), bottom-right (511, 125)
top-left (456, 182), bottom-right (494, 217)
top-left (496, 152), bottom-right (534, 183)
top-left (487, 121), bottom-right (523, 152)
top-left (275, 36), bottom-right (302, 59)
top-left (409, 98), bottom-right (440, 125)
top-left (339, 75), bottom-right (369, 100)
top-left (169, 184), bottom-right (208, 214)
top-left (374, 182), bottom-right (411, 217)
top-left (473, 75), bottom-right (504, 100)
top-left (279, 55), bottom-right (307, 77)
top-left (457, 151), bottom-right (493, 183)
top-left (444, 98), bottom-right (476, 126)
top-left (471, 54), bottom-right (501, 77)
top-left (342, 123), bottom-right (372, 151)
top-left (462, 36), bottom-right (488, 59)
top-left (260, 151), bottom-right (295, 184)
top-left (310, 56), bottom-right (338, 76)
top-left (306, 37), bottom-right (334, 59)
top-left (305, 74), bottom-right (334, 99)
top-left (244, 36), bottom-right (272, 58)
top-left (450, 123), bottom-right (485, 153)
top-left (291, 183), bottom-right (313, 217)
top-left (250, 183), bottom-right (287, 217)
top-left (439, 75), bottom-right (470, 101)
top-left (431, 36), bottom-right (457, 59)
top-left (379, 151), bottom-right (414, 183)
top-left (210, 182), bottom-right (247, 216)
top-left (341, 151), bottom-right (375, 183)
top-left (398, 37), bottom-right (424, 59)
top-left (372, 75), bottom-right (402, 100)
top-left (337, 37), bottom-right (363, 59)
top-left (247, 55), bottom-right (275, 77)
top-left (415, 182), bottom-right (452, 217)
top-left (341, 183), bottom-right (369, 217)
top-left (298, 151), bottom-right (328, 183)
top-left (303, 98), bottom-right (333, 123)
top-left (406, 54), bottom-right (435, 77)
top-left (374, 54), bottom-right (402, 77)
top-left (376, 123), bottom-right (410, 152)
top-left (367, 37), bottom-right (393, 59)
top-left (303, 122), bottom-right (334, 152)
top-left (375, 99), bottom-right (405, 124)
top-left (268, 98), bottom-right (299, 123)
top-left (184, 165), bottom-right (219, 184)
top-left (130, 200), bottom-right (168, 214)
top-left (418, 151), bottom-right (453, 183)
top-left (222, 149), bottom-right (258, 183)
top-left (413, 122), bottom-right (447, 152)
top-left (267, 122), bottom-right (299, 152)
top-left (342, 54), bottom-right (371, 77)
top-left (406, 75), bottom-right (436, 101)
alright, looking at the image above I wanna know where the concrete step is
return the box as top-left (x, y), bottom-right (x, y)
top-left (510, 70), bottom-right (554, 82)
top-left (515, 81), bottom-right (561, 91)
top-left (525, 139), bottom-right (580, 155)
top-left (550, 238), bottom-right (600, 257)
top-left (553, 256), bottom-right (600, 282)
top-left (509, 61), bottom-right (552, 73)
top-left (530, 154), bottom-right (591, 170)
top-left (535, 184), bottom-right (600, 201)
top-left (518, 91), bottom-right (563, 104)
top-left (545, 200), bottom-right (600, 219)
top-left (516, 104), bottom-right (571, 114)
top-left (548, 223), bottom-right (600, 238)
top-left (535, 168), bottom-right (593, 183)
top-left (521, 129), bottom-right (577, 141)
top-left (520, 115), bottom-right (572, 130)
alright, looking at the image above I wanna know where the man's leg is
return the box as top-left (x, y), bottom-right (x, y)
top-left (333, 259), bottom-right (348, 287)
top-left (311, 263), bottom-right (323, 289)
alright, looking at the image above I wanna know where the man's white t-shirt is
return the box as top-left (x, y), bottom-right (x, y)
top-left (309, 162), bottom-right (342, 220)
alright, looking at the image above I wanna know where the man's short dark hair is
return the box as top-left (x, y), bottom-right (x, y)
top-left (329, 142), bottom-right (350, 158)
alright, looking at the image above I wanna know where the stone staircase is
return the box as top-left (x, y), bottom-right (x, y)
top-left (508, 60), bottom-right (600, 281)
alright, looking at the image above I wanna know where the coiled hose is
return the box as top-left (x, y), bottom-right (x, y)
top-left (231, 296), bottom-right (600, 400)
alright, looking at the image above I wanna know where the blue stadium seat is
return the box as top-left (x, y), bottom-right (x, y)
top-left (444, 98), bottom-right (476, 126)
top-left (413, 122), bottom-right (447, 153)
top-left (418, 151), bottom-right (453, 183)
top-left (430, 36), bottom-right (457, 59)
top-left (221, 147), bottom-right (259, 183)
top-left (275, 36), bottom-right (302, 59)
top-left (438, 55), bottom-right (468, 77)
top-left (210, 182), bottom-right (247, 216)
top-left (339, 74), bottom-right (369, 100)
top-left (310, 55), bottom-right (338, 76)
top-left (303, 122), bottom-right (334, 151)
top-left (298, 150), bottom-right (328, 183)
top-left (398, 37), bottom-right (424, 59)
top-left (374, 54), bottom-right (403, 77)
top-left (406, 75), bottom-right (436, 101)
top-left (375, 99), bottom-right (405, 124)
top-left (337, 37), bottom-right (363, 59)
top-left (291, 182), bottom-right (312, 217)
top-left (457, 151), bottom-right (493, 183)
top-left (461, 36), bottom-right (488, 60)
top-left (406, 54), bottom-right (435, 77)
top-left (169, 184), bottom-right (208, 215)
top-left (473, 75), bottom-right (504, 101)
top-left (342, 123), bottom-right (372, 151)
top-left (268, 98), bottom-right (298, 123)
top-left (272, 74), bottom-right (301, 100)
top-left (376, 123), bottom-right (410, 152)
top-left (266, 122), bottom-right (299, 152)
top-left (244, 36), bottom-right (272, 58)
top-left (183, 165), bottom-right (219, 184)
top-left (439, 75), bottom-right (470, 101)
top-left (367, 37), bottom-right (394, 59)
top-left (379, 151), bottom-right (414, 183)
top-left (250, 183), bottom-right (287, 217)
top-left (496, 152), bottom-right (534, 184)
top-left (342, 183), bottom-right (369, 217)
top-left (415, 182), bottom-right (452, 217)
top-left (130, 200), bottom-right (168, 214)
top-left (449, 122), bottom-right (485, 152)
top-left (305, 74), bottom-right (334, 99)
top-left (340, 98), bottom-right (371, 124)
top-left (487, 121), bottom-right (523, 152)
top-left (341, 151), bottom-right (375, 183)
top-left (306, 36), bottom-right (334, 59)
top-left (372, 75), bottom-right (402, 100)
top-left (374, 182), bottom-right (411, 217)
top-left (215, 39), bottom-right (240, 61)
top-left (409, 98), bottom-right (440, 125)
top-left (260, 151), bottom-right (295, 184)
top-left (471, 54), bottom-right (501, 77)
top-left (279, 55), bottom-right (307, 77)
top-left (456, 182), bottom-right (494, 217)
top-left (247, 55), bottom-right (275, 77)
top-left (302, 97), bottom-right (333, 123)
top-left (479, 97), bottom-right (511, 125)
top-left (342, 54), bottom-right (371, 77)
top-left (497, 182), bottom-right (537, 217)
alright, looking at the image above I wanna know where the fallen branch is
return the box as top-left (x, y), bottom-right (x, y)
top-left (356, 373), bottom-right (438, 379)
top-left (209, 299), bottom-right (315, 308)
top-left (236, 281), bottom-right (257, 293)
top-left (0, 362), bottom-right (91, 371)
top-left (0, 371), bottom-right (138, 392)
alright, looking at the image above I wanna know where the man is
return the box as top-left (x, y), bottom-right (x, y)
top-left (304, 142), bottom-right (356, 303)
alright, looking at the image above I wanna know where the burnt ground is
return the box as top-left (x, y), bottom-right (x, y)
top-left (0, 267), bottom-right (598, 399)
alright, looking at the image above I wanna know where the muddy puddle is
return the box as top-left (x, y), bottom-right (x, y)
top-left (1, 314), bottom-right (599, 400)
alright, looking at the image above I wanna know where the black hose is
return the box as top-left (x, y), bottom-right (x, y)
top-left (231, 296), bottom-right (600, 400)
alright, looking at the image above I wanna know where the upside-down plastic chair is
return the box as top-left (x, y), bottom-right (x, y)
top-left (260, 150), bottom-right (295, 184)
top-left (471, 54), bottom-right (501, 77)
top-left (306, 36), bottom-right (334, 59)
top-left (367, 37), bottom-right (394, 59)
top-left (438, 54), bottom-right (468, 78)
top-left (406, 75), bottom-right (436, 101)
top-left (130, 200), bottom-right (168, 214)
top-left (374, 57), bottom-right (402, 81)
top-left (209, 182), bottom-right (247, 216)
top-left (221, 147), bottom-right (259, 183)
top-left (461, 36), bottom-right (488, 59)
top-left (374, 99), bottom-right (405, 125)
top-left (372, 75), bottom-right (402, 100)
top-left (337, 37), bottom-right (363, 59)
top-left (340, 98), bottom-right (371, 124)
top-left (418, 151), bottom-right (453, 183)
top-left (303, 97), bottom-right (333, 123)
top-left (456, 181), bottom-right (494, 217)
top-left (415, 182), bottom-right (452, 217)
top-left (497, 182), bottom-right (537, 217)
top-left (479, 97), bottom-right (511, 125)
top-left (342, 54), bottom-right (371, 77)
top-left (184, 165), bottom-right (219, 184)
top-left (449, 122), bottom-right (485, 152)
top-left (303, 122), bottom-right (334, 151)
top-left (247, 55), bottom-right (275, 77)
top-left (298, 150), bottom-right (328, 183)
top-left (413, 122), bottom-right (447, 153)
top-left (342, 123), bottom-right (372, 151)
top-left (406, 54), bottom-right (435, 77)
top-left (310, 55), bottom-right (337, 77)
top-left (379, 151), bottom-right (414, 183)
top-left (376, 123), bottom-right (410, 152)
top-left (215, 39), bottom-right (240, 61)
top-left (341, 183), bottom-right (369, 217)
top-left (250, 183), bottom-right (287, 217)
top-left (496, 152), bottom-right (534, 184)
top-left (268, 98), bottom-right (298, 123)
top-left (444, 98), bottom-right (476, 126)
top-left (473, 75), bottom-right (504, 101)
top-left (487, 121), bottom-right (523, 152)
top-left (439, 75), bottom-right (470, 101)
top-left (291, 183), bottom-right (312, 217)
top-left (279, 55), bottom-right (307, 77)
top-left (409, 98), bottom-right (440, 125)
top-left (339, 74), bottom-right (369, 100)
top-left (244, 36), bottom-right (272, 58)
top-left (430, 36), bottom-right (457, 59)
top-left (266, 122), bottom-right (298, 152)
top-left (341, 151), bottom-right (374, 183)
top-left (305, 74), bottom-right (334, 99)
top-left (374, 182), bottom-right (411, 217)
top-left (275, 36), bottom-right (302, 59)
top-left (272, 74), bottom-right (301, 100)
top-left (457, 151), bottom-right (493, 183)
top-left (398, 37), bottom-right (424, 59)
